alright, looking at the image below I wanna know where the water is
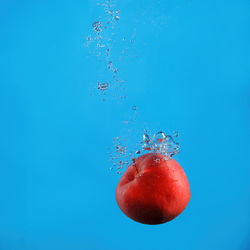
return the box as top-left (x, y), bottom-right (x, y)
top-left (86, 0), bottom-right (180, 175)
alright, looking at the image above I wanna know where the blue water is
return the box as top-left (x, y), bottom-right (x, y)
top-left (0, 0), bottom-right (250, 249)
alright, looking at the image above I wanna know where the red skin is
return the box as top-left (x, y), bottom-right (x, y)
top-left (116, 153), bottom-right (191, 225)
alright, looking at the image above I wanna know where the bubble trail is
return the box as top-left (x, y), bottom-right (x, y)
top-left (87, 2), bottom-right (181, 176)
top-left (86, 0), bottom-right (128, 100)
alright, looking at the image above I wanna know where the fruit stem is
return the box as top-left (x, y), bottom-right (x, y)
top-left (132, 158), bottom-right (139, 174)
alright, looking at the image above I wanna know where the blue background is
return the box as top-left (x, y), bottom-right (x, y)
top-left (0, 0), bottom-right (250, 249)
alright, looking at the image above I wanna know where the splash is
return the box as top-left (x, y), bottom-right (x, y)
top-left (142, 130), bottom-right (180, 158)
top-left (110, 130), bottom-right (180, 174)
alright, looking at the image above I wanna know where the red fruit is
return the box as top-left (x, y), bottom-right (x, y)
top-left (116, 153), bottom-right (191, 225)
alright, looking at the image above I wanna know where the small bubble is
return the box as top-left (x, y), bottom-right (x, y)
top-left (163, 156), bottom-right (170, 161)
top-left (97, 82), bottom-right (109, 91)
top-left (92, 21), bottom-right (102, 32)
top-left (173, 131), bottom-right (179, 137)
top-left (154, 158), bottom-right (160, 163)
top-left (132, 105), bottom-right (137, 111)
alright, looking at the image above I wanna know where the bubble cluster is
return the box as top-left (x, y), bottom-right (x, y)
top-left (110, 130), bottom-right (180, 174)
top-left (97, 82), bottom-right (109, 91)
top-left (142, 130), bottom-right (180, 160)
top-left (109, 137), bottom-right (130, 174)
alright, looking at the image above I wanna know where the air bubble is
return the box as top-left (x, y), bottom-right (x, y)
top-left (97, 82), bottom-right (109, 91)
top-left (154, 158), bottom-right (161, 163)
top-left (92, 21), bottom-right (102, 32)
